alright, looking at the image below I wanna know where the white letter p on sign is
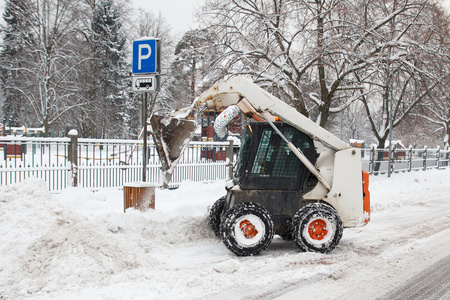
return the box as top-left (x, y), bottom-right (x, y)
top-left (138, 44), bottom-right (151, 70)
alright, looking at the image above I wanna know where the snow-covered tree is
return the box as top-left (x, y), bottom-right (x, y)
top-left (355, 0), bottom-right (450, 156)
top-left (0, 0), bottom-right (35, 127)
top-left (161, 28), bottom-right (226, 111)
top-left (1, 0), bottom-right (92, 136)
top-left (199, 0), bottom-right (313, 116)
top-left (414, 66), bottom-right (450, 149)
top-left (198, 0), bottom-right (386, 126)
top-left (199, 0), bottom-right (450, 133)
top-left (326, 101), bottom-right (373, 144)
top-left (90, 0), bottom-right (129, 138)
top-left (411, 3), bottom-right (450, 149)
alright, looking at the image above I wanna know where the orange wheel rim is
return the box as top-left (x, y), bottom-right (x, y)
top-left (239, 219), bottom-right (259, 239)
top-left (308, 219), bottom-right (328, 240)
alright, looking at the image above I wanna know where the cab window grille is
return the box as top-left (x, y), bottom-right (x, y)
top-left (251, 127), bottom-right (313, 178)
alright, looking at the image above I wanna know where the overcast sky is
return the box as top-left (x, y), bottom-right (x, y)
top-left (0, 0), bottom-right (449, 34)
top-left (132, 0), bottom-right (203, 36)
top-left (0, 0), bottom-right (204, 34)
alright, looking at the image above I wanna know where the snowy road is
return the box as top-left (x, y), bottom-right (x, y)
top-left (378, 254), bottom-right (450, 300)
top-left (0, 169), bottom-right (450, 299)
top-left (272, 197), bottom-right (450, 300)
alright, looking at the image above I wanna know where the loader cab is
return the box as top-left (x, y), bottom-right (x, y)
top-left (235, 122), bottom-right (317, 191)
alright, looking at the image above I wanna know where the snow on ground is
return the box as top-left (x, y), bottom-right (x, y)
top-left (1, 169), bottom-right (450, 299)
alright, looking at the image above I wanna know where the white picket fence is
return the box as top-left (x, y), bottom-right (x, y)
top-left (0, 136), bottom-right (448, 191)
top-left (0, 137), bottom-right (232, 191)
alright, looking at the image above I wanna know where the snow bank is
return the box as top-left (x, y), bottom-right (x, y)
top-left (0, 179), bottom-right (226, 298)
top-left (369, 169), bottom-right (450, 211)
top-left (0, 178), bottom-right (145, 297)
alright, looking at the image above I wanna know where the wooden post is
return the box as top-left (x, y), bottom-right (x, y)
top-left (68, 130), bottom-right (78, 187)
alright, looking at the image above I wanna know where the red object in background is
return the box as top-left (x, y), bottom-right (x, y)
top-left (6, 144), bottom-right (22, 157)
top-left (201, 149), bottom-right (226, 161)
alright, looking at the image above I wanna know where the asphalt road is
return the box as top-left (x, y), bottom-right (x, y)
top-left (377, 254), bottom-right (450, 300)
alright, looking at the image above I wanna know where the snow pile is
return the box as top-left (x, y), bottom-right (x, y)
top-left (0, 178), bottom-right (56, 263)
top-left (0, 170), bottom-right (449, 299)
top-left (0, 178), bottom-right (144, 296)
top-left (0, 180), bottom-right (225, 298)
top-left (370, 169), bottom-right (449, 211)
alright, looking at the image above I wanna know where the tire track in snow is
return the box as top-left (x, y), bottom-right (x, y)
top-left (377, 254), bottom-right (450, 300)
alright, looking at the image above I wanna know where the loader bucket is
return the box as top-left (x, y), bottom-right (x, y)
top-left (150, 114), bottom-right (197, 187)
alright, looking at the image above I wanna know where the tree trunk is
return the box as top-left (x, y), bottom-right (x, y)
top-left (374, 136), bottom-right (387, 174)
top-left (291, 88), bottom-right (308, 117)
top-left (43, 117), bottom-right (50, 137)
top-left (445, 124), bottom-right (450, 150)
top-left (191, 58), bottom-right (196, 99)
top-left (316, 4), bottom-right (331, 128)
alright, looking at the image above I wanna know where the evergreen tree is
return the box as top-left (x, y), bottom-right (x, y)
top-left (0, 0), bottom-right (35, 127)
top-left (162, 29), bottom-right (226, 110)
top-left (90, 0), bottom-right (129, 138)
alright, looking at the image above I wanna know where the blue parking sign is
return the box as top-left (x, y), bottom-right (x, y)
top-left (132, 39), bottom-right (159, 74)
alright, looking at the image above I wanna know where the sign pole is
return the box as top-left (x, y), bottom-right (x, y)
top-left (131, 38), bottom-right (160, 183)
top-left (143, 92), bottom-right (148, 182)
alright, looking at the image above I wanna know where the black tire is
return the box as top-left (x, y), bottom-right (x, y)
top-left (292, 203), bottom-right (343, 254)
top-left (220, 202), bottom-right (274, 256)
top-left (209, 196), bottom-right (226, 237)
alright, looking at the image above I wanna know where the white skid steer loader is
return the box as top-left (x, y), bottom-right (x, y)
top-left (150, 76), bottom-right (370, 256)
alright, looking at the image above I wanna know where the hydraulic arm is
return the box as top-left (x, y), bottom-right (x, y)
top-left (152, 76), bottom-right (346, 187)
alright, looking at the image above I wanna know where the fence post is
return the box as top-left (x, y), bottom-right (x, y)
top-left (408, 146), bottom-right (413, 172)
top-left (423, 145), bottom-right (427, 171)
top-left (68, 130), bottom-right (78, 187)
top-left (436, 146), bottom-right (440, 169)
top-left (226, 140), bottom-right (234, 180)
top-left (369, 145), bottom-right (375, 175)
top-left (447, 146), bottom-right (450, 167)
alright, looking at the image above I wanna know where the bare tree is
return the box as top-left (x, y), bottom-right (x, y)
top-left (417, 76), bottom-right (450, 149)
top-left (411, 3), bottom-right (450, 149)
top-left (198, 0), bottom-right (426, 128)
top-left (356, 0), bottom-right (450, 155)
top-left (1, 0), bottom-right (93, 136)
